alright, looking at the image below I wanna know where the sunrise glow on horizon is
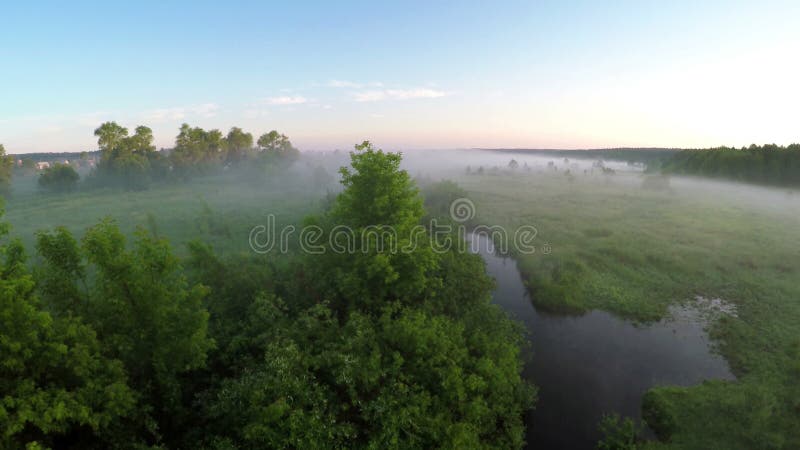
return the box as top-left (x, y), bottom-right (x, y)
top-left (2, 1), bottom-right (798, 154)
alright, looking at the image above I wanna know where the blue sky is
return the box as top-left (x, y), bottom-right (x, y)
top-left (1, 0), bottom-right (798, 153)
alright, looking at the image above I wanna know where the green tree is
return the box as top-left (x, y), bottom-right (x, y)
top-left (200, 144), bottom-right (533, 449)
top-left (128, 126), bottom-right (156, 154)
top-left (225, 127), bottom-right (254, 163)
top-left (35, 220), bottom-right (214, 444)
top-left (186, 242), bottom-right (278, 372)
top-left (256, 130), bottom-right (300, 164)
top-left (111, 152), bottom-right (151, 190)
top-left (0, 143), bottom-right (13, 195)
top-left (172, 124), bottom-right (226, 174)
top-left (93, 121), bottom-right (129, 156)
top-left (38, 163), bottom-right (80, 192)
top-left (34, 227), bottom-right (87, 317)
top-left (597, 414), bottom-right (642, 450)
top-left (0, 204), bottom-right (134, 449)
top-left (206, 301), bottom-right (532, 449)
top-left (92, 122), bottom-right (156, 189)
top-left (309, 141), bottom-right (438, 314)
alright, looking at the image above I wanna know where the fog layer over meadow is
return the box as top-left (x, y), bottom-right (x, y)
top-left (302, 148), bottom-right (800, 217)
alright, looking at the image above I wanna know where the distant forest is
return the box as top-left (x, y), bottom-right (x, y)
top-left (483, 145), bottom-right (800, 187)
top-left (480, 148), bottom-right (680, 164)
top-left (10, 151), bottom-right (101, 161)
top-left (660, 144), bottom-right (800, 187)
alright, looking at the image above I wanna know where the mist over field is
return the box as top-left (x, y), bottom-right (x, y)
top-left (3, 1), bottom-right (800, 449)
top-left (3, 138), bottom-right (799, 449)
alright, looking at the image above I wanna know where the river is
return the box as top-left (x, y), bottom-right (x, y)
top-left (469, 232), bottom-right (735, 449)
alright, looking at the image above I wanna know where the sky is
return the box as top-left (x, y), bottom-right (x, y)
top-left (1, 0), bottom-right (799, 154)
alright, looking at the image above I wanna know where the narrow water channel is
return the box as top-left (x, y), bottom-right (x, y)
top-left (469, 233), bottom-right (735, 449)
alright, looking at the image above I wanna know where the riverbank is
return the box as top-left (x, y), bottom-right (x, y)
top-left (461, 170), bottom-right (800, 448)
top-left (471, 232), bottom-right (733, 449)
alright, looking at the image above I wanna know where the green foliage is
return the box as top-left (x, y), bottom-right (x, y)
top-left (524, 258), bottom-right (588, 315)
top-left (35, 220), bottom-right (214, 444)
top-left (86, 121), bottom-right (303, 188)
top-left (207, 303), bottom-right (532, 449)
top-left (425, 246), bottom-right (496, 317)
top-left (185, 242), bottom-right (278, 372)
top-left (420, 179), bottom-right (468, 220)
top-left (224, 127), bottom-right (254, 163)
top-left (3, 146), bottom-right (532, 448)
top-left (94, 121), bottom-right (129, 153)
top-left (169, 124), bottom-right (300, 181)
top-left (0, 204), bottom-right (134, 449)
top-left (309, 141), bottom-right (439, 313)
top-left (641, 380), bottom-right (793, 449)
top-left (597, 414), bottom-right (642, 450)
top-left (641, 388), bottom-right (678, 442)
top-left (661, 143), bottom-right (800, 187)
top-left (34, 226), bottom-right (86, 316)
top-left (195, 145), bottom-right (532, 448)
top-left (171, 124), bottom-right (227, 175)
top-left (257, 130), bottom-right (300, 164)
top-left (333, 141), bottom-right (424, 232)
top-left (37, 163), bottom-right (79, 192)
top-left (93, 122), bottom-right (159, 190)
top-left (0, 143), bottom-right (13, 195)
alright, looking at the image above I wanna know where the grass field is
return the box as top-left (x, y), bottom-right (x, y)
top-left (459, 169), bottom-right (800, 448)
top-left (3, 171), bottom-right (324, 257)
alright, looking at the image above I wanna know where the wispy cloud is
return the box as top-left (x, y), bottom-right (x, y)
top-left (327, 80), bottom-right (384, 89)
top-left (193, 103), bottom-right (219, 117)
top-left (264, 96), bottom-right (308, 105)
top-left (243, 109), bottom-right (267, 119)
top-left (353, 88), bottom-right (447, 102)
top-left (144, 103), bottom-right (218, 122)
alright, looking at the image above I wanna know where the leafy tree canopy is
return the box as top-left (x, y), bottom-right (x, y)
top-left (92, 122), bottom-right (159, 190)
top-left (0, 204), bottom-right (134, 449)
top-left (35, 220), bottom-right (214, 445)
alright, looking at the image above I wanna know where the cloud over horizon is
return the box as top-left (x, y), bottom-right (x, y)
top-left (353, 88), bottom-right (448, 102)
top-left (144, 103), bottom-right (219, 122)
top-left (264, 96), bottom-right (309, 105)
top-left (327, 80), bottom-right (383, 89)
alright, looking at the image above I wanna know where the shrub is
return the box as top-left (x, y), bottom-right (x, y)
top-left (38, 163), bottom-right (79, 192)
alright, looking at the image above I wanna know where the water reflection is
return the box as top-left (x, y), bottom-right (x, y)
top-left (469, 233), bottom-right (735, 449)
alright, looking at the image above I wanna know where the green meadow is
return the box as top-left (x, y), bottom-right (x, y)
top-left (459, 169), bottom-right (800, 449)
top-left (4, 171), bottom-right (323, 256)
